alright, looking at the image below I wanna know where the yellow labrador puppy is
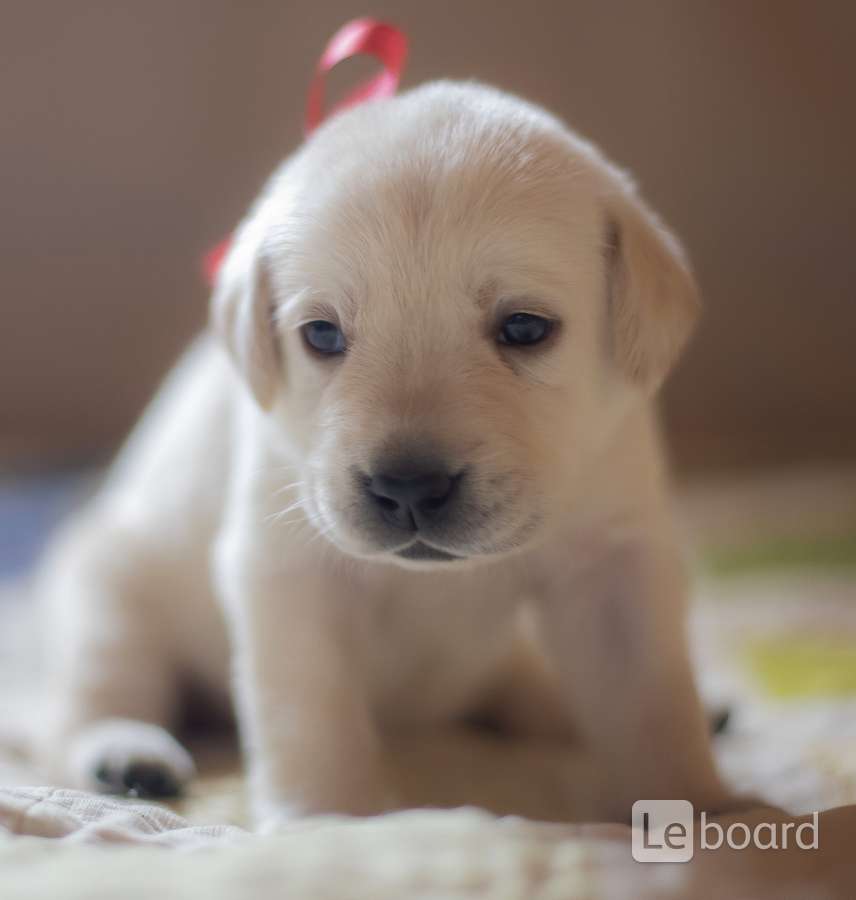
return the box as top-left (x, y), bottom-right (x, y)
top-left (38, 81), bottom-right (731, 824)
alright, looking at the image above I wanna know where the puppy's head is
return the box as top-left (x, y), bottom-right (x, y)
top-left (213, 83), bottom-right (699, 566)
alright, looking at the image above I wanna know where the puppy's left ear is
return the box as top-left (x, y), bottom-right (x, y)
top-left (210, 224), bottom-right (280, 410)
top-left (605, 190), bottom-right (701, 392)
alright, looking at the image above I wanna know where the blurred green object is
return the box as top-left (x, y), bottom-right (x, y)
top-left (705, 531), bottom-right (856, 578)
top-left (746, 639), bottom-right (856, 699)
top-left (706, 525), bottom-right (856, 698)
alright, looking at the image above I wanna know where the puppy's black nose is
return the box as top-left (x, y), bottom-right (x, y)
top-left (367, 469), bottom-right (458, 531)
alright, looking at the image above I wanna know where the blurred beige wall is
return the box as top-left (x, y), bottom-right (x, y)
top-left (2, 1), bottom-right (855, 470)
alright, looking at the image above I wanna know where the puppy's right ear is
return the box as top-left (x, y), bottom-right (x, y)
top-left (210, 224), bottom-right (280, 410)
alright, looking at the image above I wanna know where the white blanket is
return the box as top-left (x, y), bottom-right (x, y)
top-left (0, 788), bottom-right (634, 899)
top-left (5, 787), bottom-right (856, 899)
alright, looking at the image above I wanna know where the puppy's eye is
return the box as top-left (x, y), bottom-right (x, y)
top-left (302, 320), bottom-right (346, 355)
top-left (498, 313), bottom-right (553, 347)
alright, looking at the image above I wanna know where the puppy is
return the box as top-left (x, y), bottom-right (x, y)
top-left (38, 81), bottom-right (731, 824)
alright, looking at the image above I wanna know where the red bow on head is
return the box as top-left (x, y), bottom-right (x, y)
top-left (203, 18), bottom-right (409, 285)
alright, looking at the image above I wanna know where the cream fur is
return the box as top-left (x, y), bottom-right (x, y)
top-left (37, 81), bottom-right (730, 824)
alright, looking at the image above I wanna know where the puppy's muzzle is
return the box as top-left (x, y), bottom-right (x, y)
top-left (364, 466), bottom-right (463, 532)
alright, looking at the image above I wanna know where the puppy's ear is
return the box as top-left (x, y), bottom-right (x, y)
top-left (605, 191), bottom-right (701, 392)
top-left (210, 225), bottom-right (280, 410)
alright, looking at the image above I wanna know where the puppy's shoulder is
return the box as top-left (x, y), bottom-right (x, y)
top-left (99, 335), bottom-right (241, 524)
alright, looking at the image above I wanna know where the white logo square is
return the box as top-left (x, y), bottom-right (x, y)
top-left (631, 799), bottom-right (694, 862)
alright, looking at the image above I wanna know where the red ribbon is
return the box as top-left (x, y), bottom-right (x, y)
top-left (204, 18), bottom-right (408, 285)
top-left (304, 17), bottom-right (408, 135)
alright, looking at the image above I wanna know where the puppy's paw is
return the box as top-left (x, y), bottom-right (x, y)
top-left (255, 803), bottom-right (313, 834)
top-left (254, 796), bottom-right (393, 833)
top-left (252, 782), bottom-right (398, 830)
top-left (67, 718), bottom-right (195, 798)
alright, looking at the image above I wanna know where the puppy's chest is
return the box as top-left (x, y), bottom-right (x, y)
top-left (357, 577), bottom-right (523, 723)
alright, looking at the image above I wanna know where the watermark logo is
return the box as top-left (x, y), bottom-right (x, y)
top-left (632, 800), bottom-right (695, 862)
top-left (631, 800), bottom-right (819, 862)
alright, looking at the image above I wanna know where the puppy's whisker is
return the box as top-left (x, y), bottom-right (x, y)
top-left (265, 513), bottom-right (305, 528)
top-left (265, 499), bottom-right (308, 525)
top-left (305, 517), bottom-right (333, 538)
top-left (301, 515), bottom-right (336, 547)
top-left (304, 531), bottom-right (331, 550)
top-left (272, 481), bottom-right (305, 498)
top-left (267, 516), bottom-right (309, 529)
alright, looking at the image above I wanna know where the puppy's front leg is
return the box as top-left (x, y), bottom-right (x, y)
top-left (216, 542), bottom-right (390, 825)
top-left (535, 536), bottom-right (732, 822)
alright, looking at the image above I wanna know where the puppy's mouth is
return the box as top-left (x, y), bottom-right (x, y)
top-left (394, 541), bottom-right (463, 563)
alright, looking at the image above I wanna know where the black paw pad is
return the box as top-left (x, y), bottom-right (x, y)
top-left (122, 762), bottom-right (181, 798)
top-left (94, 761), bottom-right (182, 798)
top-left (711, 707), bottom-right (731, 735)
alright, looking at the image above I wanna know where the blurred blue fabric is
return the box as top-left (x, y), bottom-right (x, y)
top-left (0, 473), bottom-right (89, 580)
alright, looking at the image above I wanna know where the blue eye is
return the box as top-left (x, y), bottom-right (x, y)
top-left (302, 320), bottom-right (346, 355)
top-left (499, 313), bottom-right (553, 346)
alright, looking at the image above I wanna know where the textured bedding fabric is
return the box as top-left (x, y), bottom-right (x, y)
top-left (0, 790), bottom-right (609, 892)
top-left (1, 467), bottom-right (856, 897)
top-left (2, 789), bottom-right (855, 899)
top-left (0, 786), bottom-right (245, 846)
top-left (0, 793), bottom-right (630, 900)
